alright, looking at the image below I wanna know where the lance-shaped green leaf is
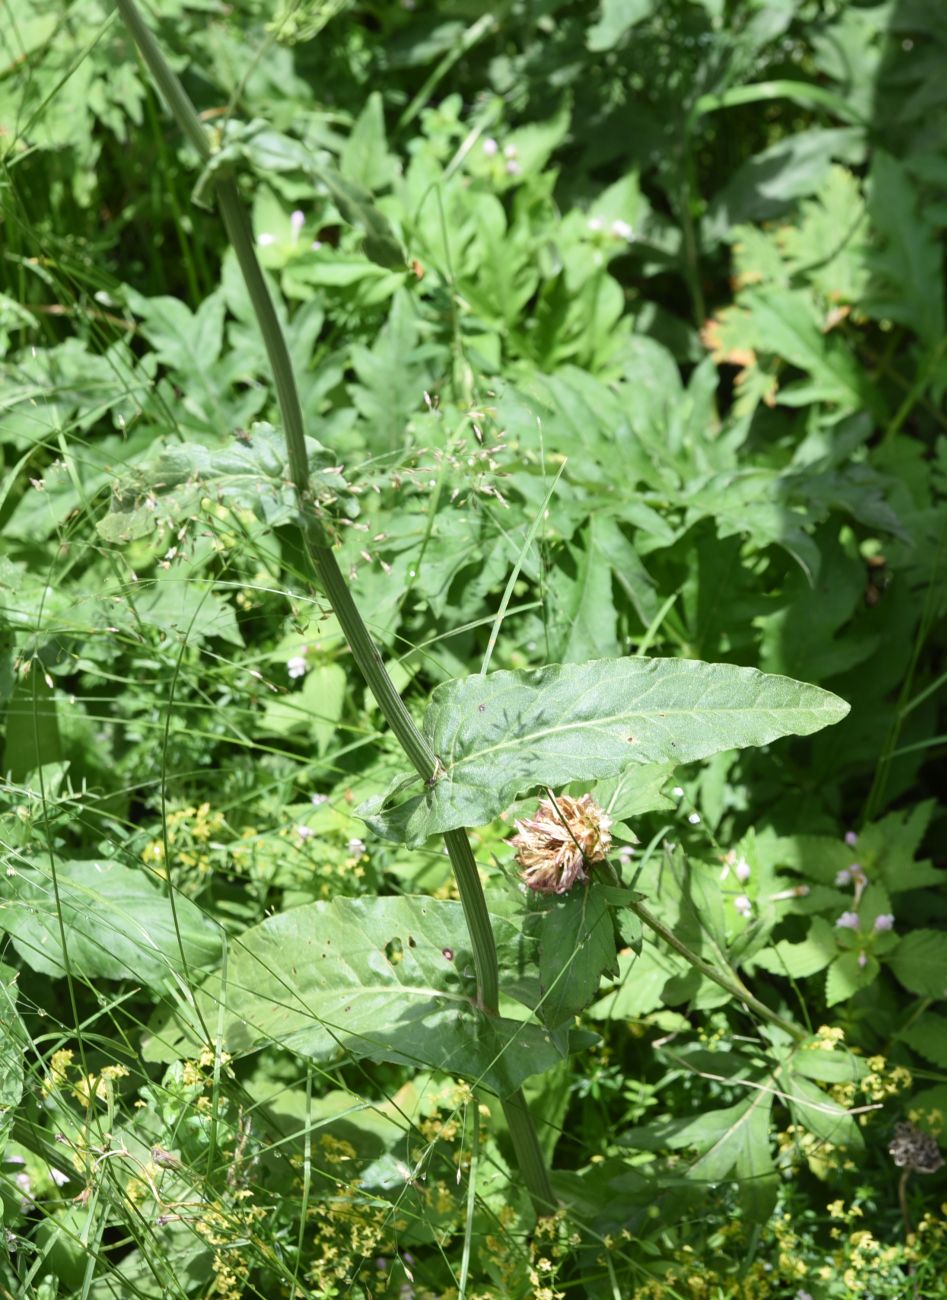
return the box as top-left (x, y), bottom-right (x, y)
top-left (362, 657), bottom-right (849, 845)
top-left (213, 896), bottom-right (569, 1097)
top-left (0, 859), bottom-right (222, 987)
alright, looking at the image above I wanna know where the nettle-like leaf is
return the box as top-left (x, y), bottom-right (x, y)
top-left (624, 1057), bottom-right (778, 1222)
top-left (213, 896), bottom-right (571, 1096)
top-left (362, 657), bottom-right (849, 845)
top-left (537, 883), bottom-right (618, 1030)
top-left (888, 931), bottom-right (947, 999)
top-left (0, 860), bottom-right (222, 988)
top-left (96, 424), bottom-right (344, 542)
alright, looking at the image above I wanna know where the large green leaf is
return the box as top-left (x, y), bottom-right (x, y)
top-left (214, 896), bottom-right (568, 1097)
top-left (363, 657), bottom-right (849, 845)
top-left (0, 860), bottom-right (223, 988)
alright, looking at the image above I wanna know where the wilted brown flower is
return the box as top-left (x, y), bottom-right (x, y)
top-left (511, 793), bottom-right (612, 895)
top-left (888, 1121), bottom-right (944, 1174)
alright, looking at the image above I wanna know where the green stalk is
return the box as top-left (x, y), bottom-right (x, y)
top-left (629, 899), bottom-right (805, 1043)
top-left (115, 0), bottom-right (552, 1214)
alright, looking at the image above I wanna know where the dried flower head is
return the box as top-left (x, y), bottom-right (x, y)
top-left (511, 793), bottom-right (612, 894)
top-left (888, 1122), bottom-right (944, 1174)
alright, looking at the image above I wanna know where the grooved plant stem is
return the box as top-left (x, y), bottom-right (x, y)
top-left (630, 899), bottom-right (805, 1043)
top-left (115, 0), bottom-right (553, 1216)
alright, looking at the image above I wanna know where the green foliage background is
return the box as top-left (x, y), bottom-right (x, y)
top-left (1, 1), bottom-right (946, 1297)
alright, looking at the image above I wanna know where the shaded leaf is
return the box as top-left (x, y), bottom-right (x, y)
top-left (0, 860), bottom-right (222, 987)
top-left (888, 931), bottom-right (947, 999)
top-left (538, 884), bottom-right (617, 1029)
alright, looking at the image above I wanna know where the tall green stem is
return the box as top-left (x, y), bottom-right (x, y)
top-left (630, 899), bottom-right (805, 1043)
top-left (115, 0), bottom-right (552, 1215)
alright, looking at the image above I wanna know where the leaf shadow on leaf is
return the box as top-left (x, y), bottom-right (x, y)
top-left (204, 897), bottom-right (569, 1097)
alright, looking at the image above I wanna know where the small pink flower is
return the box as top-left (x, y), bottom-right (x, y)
top-left (290, 210), bottom-right (305, 238)
top-left (733, 894), bottom-right (752, 918)
top-left (482, 137), bottom-right (499, 156)
top-left (835, 868), bottom-right (852, 886)
top-left (857, 950), bottom-right (868, 969)
top-left (296, 824), bottom-right (314, 840)
top-left (874, 913), bottom-right (895, 932)
top-left (835, 911), bottom-right (860, 930)
top-left (734, 858), bottom-right (751, 883)
top-left (512, 793), bottom-right (612, 895)
top-left (845, 831), bottom-right (858, 847)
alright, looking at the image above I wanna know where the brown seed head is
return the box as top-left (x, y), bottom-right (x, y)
top-left (511, 793), bottom-right (612, 895)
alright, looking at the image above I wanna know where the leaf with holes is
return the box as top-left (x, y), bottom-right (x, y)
top-left (361, 657), bottom-right (849, 845)
top-left (213, 896), bottom-right (569, 1096)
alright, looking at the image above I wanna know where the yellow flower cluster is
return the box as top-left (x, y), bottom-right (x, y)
top-left (41, 1047), bottom-right (129, 1108)
top-left (141, 802), bottom-right (226, 883)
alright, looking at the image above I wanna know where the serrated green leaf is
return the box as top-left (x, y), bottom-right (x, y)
top-left (753, 916), bottom-right (838, 979)
top-left (589, 940), bottom-right (683, 1019)
top-left (0, 860), bottom-right (222, 987)
top-left (888, 931), bottom-right (947, 999)
top-left (361, 657), bottom-right (849, 845)
top-left (688, 1090), bottom-right (777, 1222)
top-left (792, 1045), bottom-right (868, 1085)
top-left (899, 1014), bottom-right (947, 1069)
top-left (825, 951), bottom-right (879, 1006)
top-left (783, 1070), bottom-right (863, 1150)
top-left (538, 884), bottom-right (617, 1030)
top-left (214, 896), bottom-right (566, 1096)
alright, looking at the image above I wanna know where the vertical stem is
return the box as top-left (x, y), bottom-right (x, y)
top-left (115, 0), bottom-right (553, 1216)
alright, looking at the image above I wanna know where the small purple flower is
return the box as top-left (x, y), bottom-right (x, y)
top-left (734, 858), bottom-right (751, 883)
top-left (845, 831), bottom-right (858, 847)
top-left (482, 137), bottom-right (498, 156)
top-left (296, 824), bottom-right (314, 841)
top-left (835, 868), bottom-right (852, 886)
top-left (857, 950), bottom-right (868, 969)
top-left (734, 894), bottom-right (752, 917)
top-left (835, 911), bottom-right (860, 930)
top-left (505, 159), bottom-right (521, 175)
top-left (310, 793), bottom-right (328, 806)
top-left (874, 913), bottom-right (895, 932)
top-left (290, 210), bottom-right (305, 238)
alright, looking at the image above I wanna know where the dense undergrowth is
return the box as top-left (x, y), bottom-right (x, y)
top-left (1, 1), bottom-right (947, 1296)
